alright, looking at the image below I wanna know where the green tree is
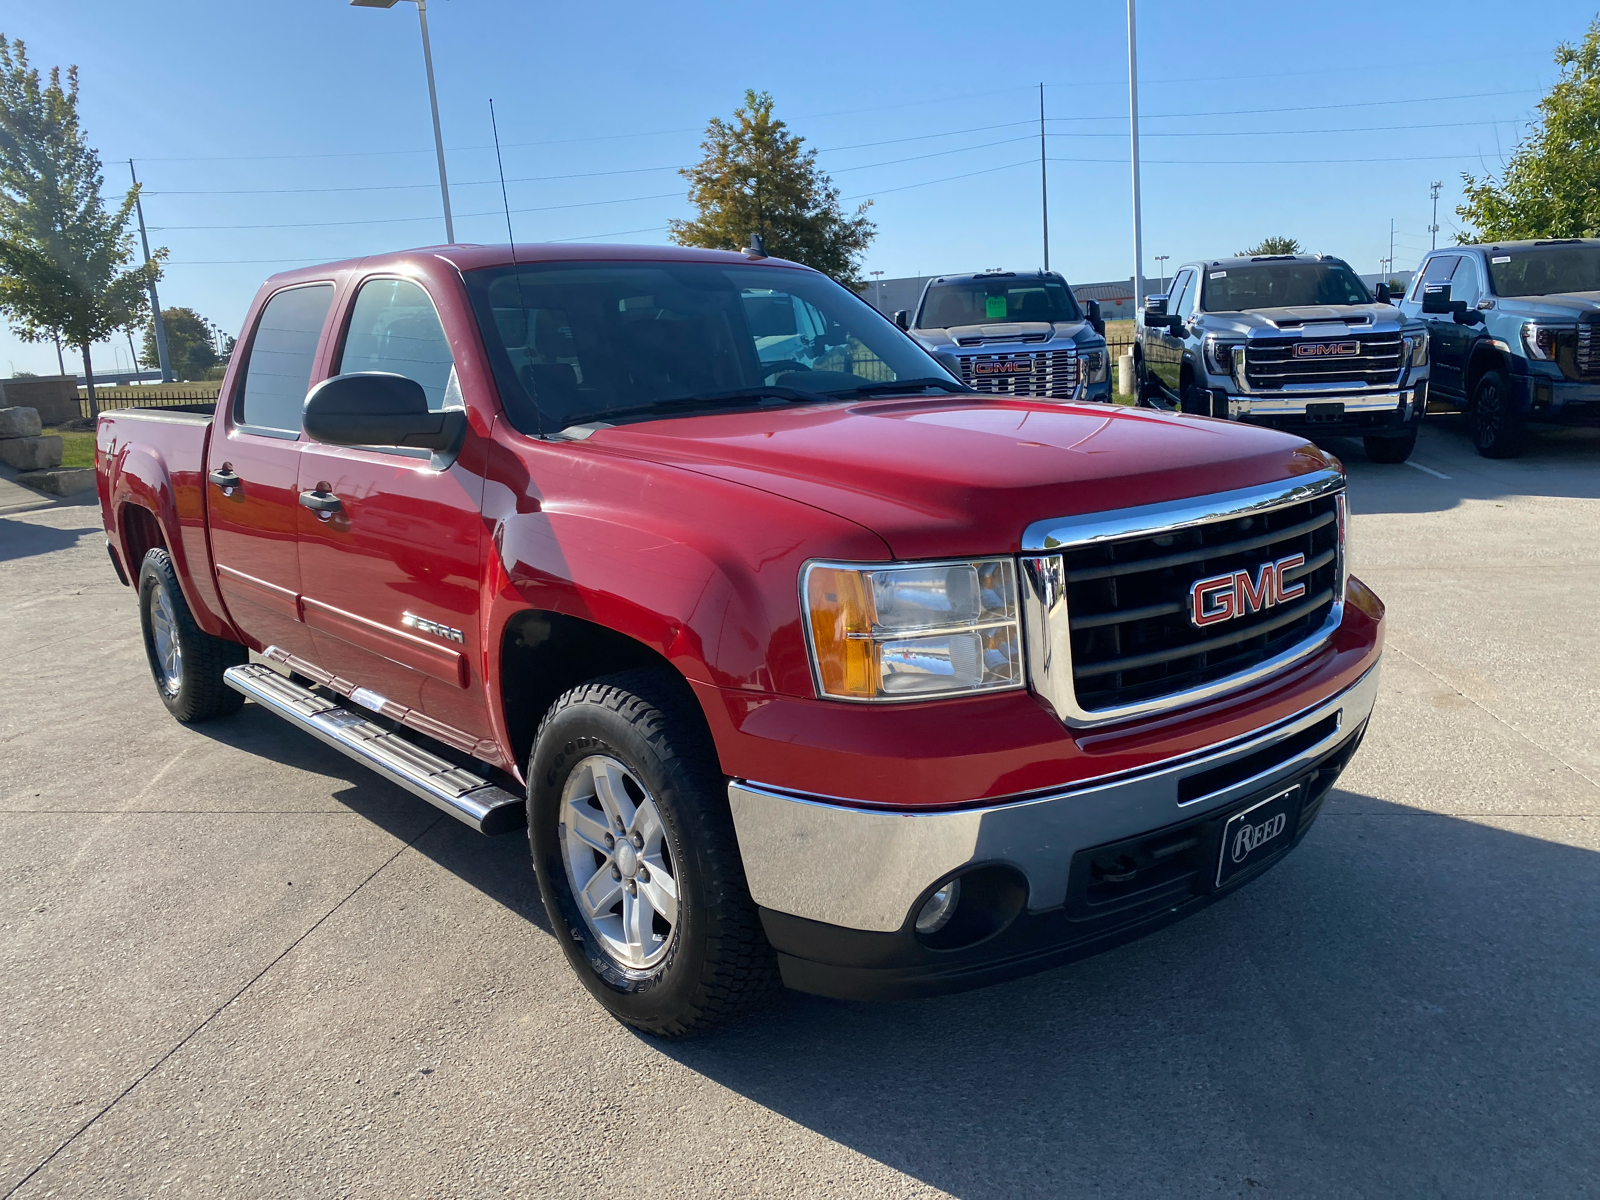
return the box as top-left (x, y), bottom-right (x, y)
top-left (670, 90), bottom-right (875, 286)
top-left (141, 306), bottom-right (218, 381)
top-left (1458, 18), bottom-right (1600, 241)
top-left (1237, 236), bottom-right (1302, 256)
top-left (0, 36), bottom-right (160, 417)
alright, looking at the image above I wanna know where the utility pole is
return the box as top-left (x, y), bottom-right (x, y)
top-left (129, 161), bottom-right (172, 382)
top-left (1039, 82), bottom-right (1050, 272)
top-left (1126, 0), bottom-right (1145, 312)
top-left (1388, 218), bottom-right (1395, 281)
top-left (1429, 180), bottom-right (1442, 250)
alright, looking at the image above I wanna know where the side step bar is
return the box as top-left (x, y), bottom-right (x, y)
top-left (223, 664), bottom-right (525, 836)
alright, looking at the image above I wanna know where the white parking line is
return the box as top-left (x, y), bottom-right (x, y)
top-left (1404, 460), bottom-right (1452, 480)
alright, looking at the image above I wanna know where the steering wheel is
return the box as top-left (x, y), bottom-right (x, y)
top-left (761, 360), bottom-right (813, 381)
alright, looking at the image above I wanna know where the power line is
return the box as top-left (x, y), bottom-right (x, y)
top-left (150, 190), bottom-right (684, 231)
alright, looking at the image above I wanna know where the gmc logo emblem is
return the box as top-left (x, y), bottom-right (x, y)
top-left (973, 359), bottom-right (1032, 375)
top-left (1292, 341), bottom-right (1360, 359)
top-left (1189, 554), bottom-right (1307, 628)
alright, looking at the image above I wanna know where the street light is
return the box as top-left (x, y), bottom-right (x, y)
top-left (351, 0), bottom-right (455, 244)
top-left (1153, 254), bottom-right (1169, 293)
top-left (870, 270), bottom-right (884, 313)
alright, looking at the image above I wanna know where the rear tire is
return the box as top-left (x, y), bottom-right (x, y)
top-left (1364, 429), bottom-right (1418, 463)
top-left (137, 548), bottom-right (247, 723)
top-left (527, 670), bottom-right (779, 1037)
top-left (1470, 370), bottom-right (1525, 458)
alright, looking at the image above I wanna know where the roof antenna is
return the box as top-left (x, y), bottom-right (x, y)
top-left (489, 98), bottom-right (545, 436)
top-left (745, 231), bottom-right (768, 259)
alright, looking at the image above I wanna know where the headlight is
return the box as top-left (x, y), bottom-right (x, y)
top-left (1403, 334), bottom-right (1428, 367)
top-left (1204, 337), bottom-right (1241, 375)
top-left (1082, 346), bottom-right (1107, 382)
top-left (803, 558), bottom-right (1022, 700)
top-left (1521, 322), bottom-right (1563, 361)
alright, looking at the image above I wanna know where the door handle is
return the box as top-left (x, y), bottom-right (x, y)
top-left (208, 467), bottom-right (240, 492)
top-left (298, 489), bottom-right (342, 515)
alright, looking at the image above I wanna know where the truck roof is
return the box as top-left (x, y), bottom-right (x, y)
top-left (924, 269), bottom-right (1068, 286)
top-left (260, 242), bottom-right (808, 288)
top-left (1188, 254), bottom-right (1354, 270)
top-left (1446, 237), bottom-right (1600, 252)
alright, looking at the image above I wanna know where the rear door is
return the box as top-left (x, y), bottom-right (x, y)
top-left (295, 274), bottom-right (495, 756)
top-left (206, 282), bottom-right (335, 659)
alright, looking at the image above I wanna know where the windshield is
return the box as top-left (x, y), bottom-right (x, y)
top-left (1483, 244), bottom-right (1600, 297)
top-left (916, 279), bottom-right (1082, 328)
top-left (1201, 262), bottom-right (1371, 311)
top-left (464, 261), bottom-right (960, 433)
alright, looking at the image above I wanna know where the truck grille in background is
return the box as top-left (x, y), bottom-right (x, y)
top-left (957, 350), bottom-right (1078, 398)
top-left (1244, 333), bottom-right (1403, 389)
top-left (1577, 317), bottom-right (1600, 378)
top-left (1061, 493), bottom-right (1341, 714)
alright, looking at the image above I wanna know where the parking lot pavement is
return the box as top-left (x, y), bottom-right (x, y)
top-left (1, 416), bottom-right (1595, 1200)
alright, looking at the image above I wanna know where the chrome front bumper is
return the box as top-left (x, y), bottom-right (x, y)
top-left (1226, 387), bottom-right (1418, 418)
top-left (727, 661), bottom-right (1380, 933)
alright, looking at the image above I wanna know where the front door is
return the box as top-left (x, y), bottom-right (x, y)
top-left (1414, 254), bottom-right (1469, 398)
top-left (206, 282), bottom-right (335, 659)
top-left (1155, 269), bottom-right (1195, 396)
top-left (295, 276), bottom-right (494, 757)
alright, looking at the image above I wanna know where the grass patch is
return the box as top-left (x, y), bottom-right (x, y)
top-left (43, 426), bottom-right (96, 470)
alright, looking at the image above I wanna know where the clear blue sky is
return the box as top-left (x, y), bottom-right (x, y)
top-left (2, 0), bottom-right (1595, 376)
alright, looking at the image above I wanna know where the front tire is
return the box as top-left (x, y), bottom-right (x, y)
top-left (137, 548), bottom-right (247, 723)
top-left (1364, 429), bottom-right (1418, 463)
top-left (1471, 370), bottom-right (1525, 458)
top-left (527, 670), bottom-right (779, 1037)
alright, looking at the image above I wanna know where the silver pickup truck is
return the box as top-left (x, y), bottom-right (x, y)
top-left (896, 269), bottom-right (1112, 403)
top-left (1134, 254), bottom-right (1431, 463)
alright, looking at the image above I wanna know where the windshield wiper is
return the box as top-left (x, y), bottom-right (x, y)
top-left (578, 384), bottom-right (826, 425)
top-left (827, 377), bottom-right (975, 398)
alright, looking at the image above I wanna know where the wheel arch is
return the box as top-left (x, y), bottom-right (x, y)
top-left (1465, 341), bottom-right (1512, 405)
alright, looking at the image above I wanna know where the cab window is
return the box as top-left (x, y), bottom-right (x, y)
top-left (338, 277), bottom-right (461, 412)
top-left (234, 283), bottom-right (335, 434)
top-left (1411, 255), bottom-right (1460, 302)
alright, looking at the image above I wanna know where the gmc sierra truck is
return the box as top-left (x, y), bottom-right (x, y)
top-left (1134, 254), bottom-right (1431, 463)
top-left (98, 242), bottom-right (1384, 1036)
top-left (896, 269), bottom-right (1113, 403)
top-left (1398, 237), bottom-right (1600, 457)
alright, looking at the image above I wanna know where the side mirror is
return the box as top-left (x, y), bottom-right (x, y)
top-left (1420, 284), bottom-right (1467, 317)
top-left (1143, 294), bottom-right (1169, 321)
top-left (1454, 307), bottom-right (1485, 326)
top-left (303, 372), bottom-right (464, 452)
top-left (1085, 299), bottom-right (1105, 336)
top-left (1375, 283), bottom-right (1392, 305)
top-left (894, 309), bottom-right (910, 331)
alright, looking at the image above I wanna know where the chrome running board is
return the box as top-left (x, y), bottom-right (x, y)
top-left (223, 664), bottom-right (525, 835)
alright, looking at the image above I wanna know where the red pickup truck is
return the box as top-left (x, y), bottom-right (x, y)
top-left (97, 243), bottom-right (1384, 1036)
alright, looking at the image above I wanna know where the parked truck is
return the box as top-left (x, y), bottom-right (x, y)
top-left (1134, 254), bottom-right (1431, 463)
top-left (897, 269), bottom-right (1113, 403)
top-left (97, 242), bottom-right (1384, 1036)
top-left (1397, 237), bottom-right (1600, 457)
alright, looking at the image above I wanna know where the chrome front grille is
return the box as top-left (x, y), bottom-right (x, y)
top-left (1020, 471), bottom-right (1347, 727)
top-left (1244, 333), bottom-right (1404, 389)
top-left (957, 349), bottom-right (1078, 398)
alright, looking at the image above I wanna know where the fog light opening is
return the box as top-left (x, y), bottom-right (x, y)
top-left (914, 879), bottom-right (961, 935)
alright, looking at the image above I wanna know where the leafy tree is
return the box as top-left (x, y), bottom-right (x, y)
top-left (141, 307), bottom-right (219, 382)
top-left (670, 90), bottom-right (875, 286)
top-left (0, 37), bottom-right (160, 417)
top-left (1458, 17), bottom-right (1600, 241)
top-left (1237, 236), bottom-right (1302, 256)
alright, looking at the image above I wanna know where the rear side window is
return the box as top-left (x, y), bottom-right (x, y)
top-left (337, 277), bottom-right (460, 411)
top-left (235, 284), bottom-right (335, 432)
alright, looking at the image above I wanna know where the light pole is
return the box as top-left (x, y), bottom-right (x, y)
top-left (1126, 0), bottom-right (1145, 313)
top-left (1153, 255), bottom-right (1169, 293)
top-left (870, 270), bottom-right (884, 313)
top-left (351, 0), bottom-right (455, 243)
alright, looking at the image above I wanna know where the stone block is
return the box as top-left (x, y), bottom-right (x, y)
top-left (0, 377), bottom-right (79, 425)
top-left (0, 406), bottom-right (43, 438)
top-left (0, 435), bottom-right (63, 471)
top-left (17, 467), bottom-right (96, 496)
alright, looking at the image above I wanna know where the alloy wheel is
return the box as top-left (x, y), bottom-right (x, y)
top-left (559, 755), bottom-right (680, 970)
top-left (149, 583), bottom-right (183, 694)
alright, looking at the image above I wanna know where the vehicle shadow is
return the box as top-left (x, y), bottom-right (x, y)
top-left (0, 519), bottom-right (101, 564)
top-left (651, 794), bottom-right (1599, 1198)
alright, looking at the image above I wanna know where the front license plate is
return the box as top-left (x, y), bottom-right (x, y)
top-left (1304, 402), bottom-right (1346, 421)
top-left (1216, 785), bottom-right (1302, 888)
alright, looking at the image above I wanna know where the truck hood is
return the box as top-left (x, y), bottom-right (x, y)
top-left (913, 319), bottom-right (1091, 348)
top-left (589, 397), bottom-right (1334, 560)
top-left (1195, 303), bottom-right (1412, 336)
top-left (1488, 291), bottom-right (1600, 319)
